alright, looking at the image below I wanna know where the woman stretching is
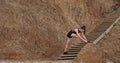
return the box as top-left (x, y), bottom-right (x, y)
top-left (64, 26), bottom-right (88, 54)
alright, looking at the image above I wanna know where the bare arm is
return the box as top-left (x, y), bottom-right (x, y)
top-left (75, 29), bottom-right (87, 42)
top-left (81, 32), bottom-right (88, 41)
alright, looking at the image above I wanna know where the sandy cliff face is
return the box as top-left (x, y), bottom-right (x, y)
top-left (0, 0), bottom-right (118, 60)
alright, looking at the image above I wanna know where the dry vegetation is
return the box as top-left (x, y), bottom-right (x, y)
top-left (0, 0), bottom-right (119, 62)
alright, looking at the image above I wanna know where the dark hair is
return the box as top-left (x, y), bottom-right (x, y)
top-left (81, 26), bottom-right (86, 34)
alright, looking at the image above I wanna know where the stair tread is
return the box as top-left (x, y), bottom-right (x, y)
top-left (61, 54), bottom-right (77, 56)
top-left (67, 50), bottom-right (80, 52)
top-left (59, 57), bottom-right (76, 59)
top-left (61, 55), bottom-right (77, 57)
top-left (69, 49), bottom-right (80, 50)
top-left (57, 57), bottom-right (75, 60)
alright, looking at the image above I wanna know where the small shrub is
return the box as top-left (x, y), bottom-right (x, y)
top-left (113, 23), bottom-right (117, 26)
top-left (113, 23), bottom-right (120, 27)
top-left (113, 5), bottom-right (119, 11)
top-left (118, 38), bottom-right (120, 40)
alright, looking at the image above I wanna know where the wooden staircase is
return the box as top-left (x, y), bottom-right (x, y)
top-left (57, 43), bottom-right (86, 60)
top-left (57, 16), bottom-right (120, 60)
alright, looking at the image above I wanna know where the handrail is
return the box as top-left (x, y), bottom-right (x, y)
top-left (93, 16), bottom-right (120, 44)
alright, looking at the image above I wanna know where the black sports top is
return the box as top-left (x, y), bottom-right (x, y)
top-left (67, 28), bottom-right (81, 38)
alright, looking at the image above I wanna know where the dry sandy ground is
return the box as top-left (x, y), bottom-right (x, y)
top-left (0, 18), bottom-right (120, 63)
top-left (0, 0), bottom-right (117, 60)
top-left (0, 0), bottom-right (120, 63)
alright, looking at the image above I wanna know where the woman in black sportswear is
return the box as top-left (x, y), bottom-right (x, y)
top-left (64, 26), bottom-right (88, 54)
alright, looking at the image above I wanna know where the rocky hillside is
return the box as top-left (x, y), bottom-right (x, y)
top-left (0, 0), bottom-right (119, 60)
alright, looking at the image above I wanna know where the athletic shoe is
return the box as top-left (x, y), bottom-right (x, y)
top-left (63, 51), bottom-right (68, 54)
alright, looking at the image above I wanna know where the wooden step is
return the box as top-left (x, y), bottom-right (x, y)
top-left (88, 37), bottom-right (97, 41)
top-left (76, 43), bottom-right (87, 46)
top-left (61, 55), bottom-right (77, 57)
top-left (66, 52), bottom-right (78, 54)
top-left (68, 48), bottom-right (80, 50)
top-left (70, 47), bottom-right (81, 49)
top-left (57, 57), bottom-right (75, 60)
top-left (71, 46), bottom-right (81, 48)
top-left (67, 50), bottom-right (80, 52)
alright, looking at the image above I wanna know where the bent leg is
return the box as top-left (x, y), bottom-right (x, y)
top-left (71, 34), bottom-right (78, 38)
top-left (64, 38), bottom-right (71, 52)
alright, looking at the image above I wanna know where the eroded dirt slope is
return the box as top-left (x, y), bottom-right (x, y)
top-left (0, 0), bottom-right (119, 60)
